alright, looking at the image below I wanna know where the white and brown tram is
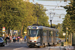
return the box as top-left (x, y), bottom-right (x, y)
top-left (27, 25), bottom-right (59, 47)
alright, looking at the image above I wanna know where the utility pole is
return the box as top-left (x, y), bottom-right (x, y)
top-left (49, 12), bottom-right (55, 28)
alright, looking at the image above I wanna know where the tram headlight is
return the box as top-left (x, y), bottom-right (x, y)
top-left (36, 27), bottom-right (38, 29)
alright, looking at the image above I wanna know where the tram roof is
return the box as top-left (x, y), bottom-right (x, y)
top-left (27, 26), bottom-right (58, 31)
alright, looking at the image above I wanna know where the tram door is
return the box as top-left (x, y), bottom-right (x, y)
top-left (49, 31), bottom-right (53, 45)
top-left (42, 30), bottom-right (47, 45)
top-left (53, 31), bottom-right (57, 44)
top-left (39, 29), bottom-right (43, 45)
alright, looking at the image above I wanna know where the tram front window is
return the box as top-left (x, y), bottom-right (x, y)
top-left (28, 30), bottom-right (39, 37)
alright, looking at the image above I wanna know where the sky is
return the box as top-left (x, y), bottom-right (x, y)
top-left (29, 0), bottom-right (70, 25)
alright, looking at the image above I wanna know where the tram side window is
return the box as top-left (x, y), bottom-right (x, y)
top-left (49, 31), bottom-right (53, 36)
top-left (43, 31), bottom-right (47, 36)
top-left (56, 31), bottom-right (58, 37)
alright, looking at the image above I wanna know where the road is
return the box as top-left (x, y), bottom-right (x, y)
top-left (0, 42), bottom-right (74, 50)
top-left (0, 42), bottom-right (27, 50)
top-left (0, 42), bottom-right (49, 50)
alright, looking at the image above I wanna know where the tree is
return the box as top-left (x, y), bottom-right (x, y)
top-left (20, 2), bottom-right (37, 36)
top-left (0, 0), bottom-right (49, 36)
top-left (63, 0), bottom-right (75, 33)
top-left (63, 0), bottom-right (75, 44)
top-left (63, 14), bottom-right (72, 34)
top-left (33, 3), bottom-right (49, 26)
top-left (55, 24), bottom-right (64, 38)
top-left (0, 0), bottom-right (21, 30)
top-left (0, 0), bottom-right (36, 35)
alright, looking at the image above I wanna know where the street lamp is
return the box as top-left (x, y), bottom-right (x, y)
top-left (49, 12), bottom-right (55, 28)
top-left (24, 31), bottom-right (27, 35)
top-left (63, 33), bottom-right (66, 36)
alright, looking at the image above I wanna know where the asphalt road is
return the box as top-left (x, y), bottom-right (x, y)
top-left (0, 42), bottom-right (50, 50)
top-left (0, 42), bottom-right (74, 50)
top-left (0, 42), bottom-right (27, 50)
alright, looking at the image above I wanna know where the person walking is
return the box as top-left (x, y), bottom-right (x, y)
top-left (17, 36), bottom-right (20, 42)
top-left (10, 36), bottom-right (13, 42)
top-left (24, 36), bottom-right (27, 42)
top-left (5, 37), bottom-right (7, 44)
top-left (13, 36), bottom-right (16, 42)
top-left (5, 36), bottom-right (10, 44)
top-left (20, 37), bottom-right (23, 43)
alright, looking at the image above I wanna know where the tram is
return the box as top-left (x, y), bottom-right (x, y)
top-left (27, 24), bottom-right (59, 47)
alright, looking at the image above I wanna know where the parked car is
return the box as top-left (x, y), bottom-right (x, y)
top-left (0, 37), bottom-right (5, 46)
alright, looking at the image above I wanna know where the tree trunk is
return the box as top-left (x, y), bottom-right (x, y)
top-left (72, 33), bottom-right (75, 46)
top-left (71, 33), bottom-right (72, 44)
top-left (8, 28), bottom-right (10, 35)
top-left (21, 24), bottom-right (24, 36)
top-left (68, 34), bottom-right (70, 43)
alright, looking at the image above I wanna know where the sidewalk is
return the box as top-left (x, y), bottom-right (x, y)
top-left (64, 42), bottom-right (72, 46)
top-left (63, 42), bottom-right (74, 50)
top-left (65, 46), bottom-right (74, 50)
top-left (56, 41), bottom-right (74, 50)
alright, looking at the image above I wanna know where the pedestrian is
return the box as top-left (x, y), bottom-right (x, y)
top-left (13, 36), bottom-right (16, 42)
top-left (20, 37), bottom-right (23, 43)
top-left (10, 36), bottom-right (12, 42)
top-left (5, 37), bottom-right (7, 44)
top-left (5, 36), bottom-right (10, 44)
top-left (17, 36), bottom-right (20, 42)
top-left (24, 36), bottom-right (27, 42)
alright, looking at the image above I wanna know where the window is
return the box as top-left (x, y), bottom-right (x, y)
top-left (28, 29), bottom-right (39, 37)
top-left (43, 31), bottom-right (47, 36)
top-left (56, 31), bottom-right (58, 37)
top-left (49, 31), bottom-right (53, 36)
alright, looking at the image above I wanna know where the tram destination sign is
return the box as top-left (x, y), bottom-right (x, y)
top-left (29, 26), bottom-right (38, 29)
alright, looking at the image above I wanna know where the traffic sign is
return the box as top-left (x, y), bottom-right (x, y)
top-left (2, 27), bottom-right (5, 32)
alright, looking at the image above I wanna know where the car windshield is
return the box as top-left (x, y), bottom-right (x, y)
top-left (28, 30), bottom-right (39, 37)
top-left (0, 38), bottom-right (3, 41)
